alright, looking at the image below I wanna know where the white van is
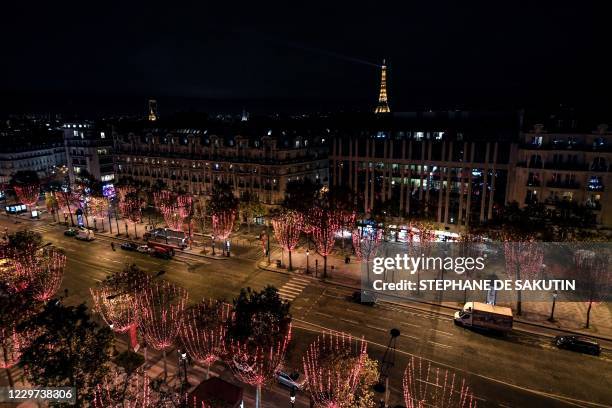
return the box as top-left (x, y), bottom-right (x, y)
top-left (454, 302), bottom-right (513, 332)
top-left (76, 229), bottom-right (95, 241)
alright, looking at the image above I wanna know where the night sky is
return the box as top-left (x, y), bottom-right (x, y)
top-left (0, 1), bottom-right (606, 114)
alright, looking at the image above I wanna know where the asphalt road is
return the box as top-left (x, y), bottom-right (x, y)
top-left (2, 218), bottom-right (611, 408)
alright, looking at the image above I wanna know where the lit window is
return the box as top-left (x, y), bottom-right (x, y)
top-left (415, 132), bottom-right (424, 141)
top-left (73, 130), bottom-right (78, 137)
top-left (100, 132), bottom-right (105, 139)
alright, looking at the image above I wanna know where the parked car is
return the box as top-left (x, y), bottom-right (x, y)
top-left (554, 335), bottom-right (601, 356)
top-left (351, 290), bottom-right (377, 306)
top-left (120, 242), bottom-right (139, 251)
top-left (64, 228), bottom-right (78, 237)
top-left (276, 371), bottom-right (302, 390)
top-left (136, 245), bottom-right (151, 254)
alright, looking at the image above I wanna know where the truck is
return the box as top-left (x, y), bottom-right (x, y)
top-left (75, 229), bottom-right (95, 241)
top-left (454, 301), bottom-right (513, 332)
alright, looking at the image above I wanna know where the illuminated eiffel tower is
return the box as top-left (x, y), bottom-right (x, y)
top-left (374, 59), bottom-right (391, 114)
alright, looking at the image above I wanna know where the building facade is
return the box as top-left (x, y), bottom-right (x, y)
top-left (112, 122), bottom-right (328, 206)
top-left (0, 122), bottom-right (66, 184)
top-left (63, 122), bottom-right (114, 185)
top-left (330, 112), bottom-right (519, 228)
top-left (508, 123), bottom-right (612, 226)
top-left (0, 144), bottom-right (66, 184)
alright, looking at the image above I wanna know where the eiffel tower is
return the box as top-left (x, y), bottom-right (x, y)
top-left (374, 59), bottom-right (391, 114)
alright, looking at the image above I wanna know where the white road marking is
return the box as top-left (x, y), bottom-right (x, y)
top-left (431, 329), bottom-right (454, 337)
top-left (428, 341), bottom-right (453, 349)
top-left (365, 324), bottom-right (387, 332)
top-left (340, 318), bottom-right (359, 325)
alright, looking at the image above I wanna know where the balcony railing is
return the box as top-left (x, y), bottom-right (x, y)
top-left (546, 181), bottom-right (580, 189)
top-left (543, 162), bottom-right (589, 171)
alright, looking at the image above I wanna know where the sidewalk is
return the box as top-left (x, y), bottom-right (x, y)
top-left (258, 245), bottom-right (612, 343)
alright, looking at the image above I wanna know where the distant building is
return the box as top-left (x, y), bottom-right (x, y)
top-left (508, 123), bottom-right (612, 226)
top-left (330, 111), bottom-right (519, 227)
top-left (0, 124), bottom-right (66, 184)
top-left (63, 122), bottom-right (114, 185)
top-left (148, 99), bottom-right (158, 122)
top-left (113, 119), bottom-right (328, 206)
top-left (374, 60), bottom-right (391, 114)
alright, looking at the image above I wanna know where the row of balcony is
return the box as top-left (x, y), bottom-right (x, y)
top-left (115, 149), bottom-right (324, 165)
top-left (524, 197), bottom-right (603, 210)
top-left (517, 161), bottom-right (609, 172)
top-left (526, 180), bottom-right (605, 191)
top-left (520, 142), bottom-right (612, 152)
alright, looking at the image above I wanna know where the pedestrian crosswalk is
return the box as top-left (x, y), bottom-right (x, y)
top-left (28, 224), bottom-right (56, 234)
top-left (278, 276), bottom-right (310, 301)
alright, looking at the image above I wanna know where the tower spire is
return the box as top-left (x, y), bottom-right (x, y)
top-left (374, 59), bottom-right (391, 114)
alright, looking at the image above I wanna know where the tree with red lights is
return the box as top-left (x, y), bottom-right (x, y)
top-left (458, 232), bottom-right (485, 302)
top-left (57, 190), bottom-right (81, 226)
top-left (88, 196), bottom-right (110, 230)
top-left (403, 356), bottom-right (476, 408)
top-left (120, 191), bottom-right (143, 238)
top-left (14, 184), bottom-right (40, 209)
top-left (0, 327), bottom-right (25, 387)
top-left (91, 287), bottom-right (140, 350)
top-left (93, 374), bottom-right (152, 408)
top-left (227, 325), bottom-right (292, 408)
top-left (138, 280), bottom-right (188, 380)
top-left (406, 221), bottom-right (436, 292)
top-left (574, 249), bottom-right (610, 328)
top-left (0, 257), bottom-right (31, 293)
top-left (23, 246), bottom-right (66, 302)
top-left (272, 211), bottom-right (304, 271)
top-left (212, 210), bottom-right (236, 257)
top-left (18, 301), bottom-right (114, 407)
top-left (226, 286), bottom-right (292, 408)
top-left (504, 239), bottom-right (543, 315)
top-left (2, 230), bottom-right (44, 293)
top-left (0, 289), bottom-right (35, 388)
top-left (92, 264), bottom-right (153, 350)
top-left (10, 170), bottom-right (40, 212)
top-left (352, 227), bottom-right (383, 283)
top-left (180, 299), bottom-right (231, 379)
top-left (303, 331), bottom-right (368, 408)
top-left (116, 185), bottom-right (136, 203)
top-left (154, 190), bottom-right (194, 239)
top-left (310, 208), bottom-right (341, 278)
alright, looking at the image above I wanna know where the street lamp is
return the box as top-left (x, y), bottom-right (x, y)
top-left (179, 350), bottom-right (190, 390)
top-left (306, 250), bottom-right (310, 274)
top-left (548, 290), bottom-right (558, 322)
top-left (267, 219), bottom-right (271, 265)
top-left (289, 386), bottom-right (296, 408)
top-left (211, 234), bottom-right (216, 256)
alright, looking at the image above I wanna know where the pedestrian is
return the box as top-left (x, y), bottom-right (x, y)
top-left (111, 242), bottom-right (115, 251)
